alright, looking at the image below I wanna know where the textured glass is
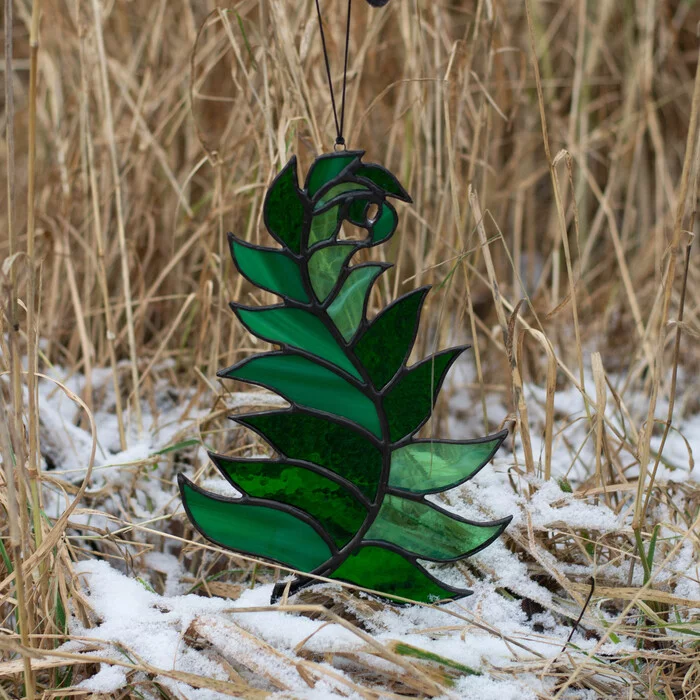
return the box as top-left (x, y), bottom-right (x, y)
top-left (355, 164), bottom-right (411, 201)
top-left (353, 289), bottom-right (427, 389)
top-left (223, 354), bottom-right (381, 437)
top-left (264, 158), bottom-right (304, 253)
top-left (180, 479), bottom-right (331, 571)
top-left (236, 306), bottom-right (360, 379)
top-left (309, 205), bottom-right (341, 246)
top-left (365, 494), bottom-right (506, 561)
top-left (239, 411), bottom-right (382, 499)
top-left (383, 349), bottom-right (462, 442)
top-left (306, 153), bottom-right (359, 197)
top-left (315, 182), bottom-right (369, 210)
top-left (371, 202), bottom-right (397, 243)
top-left (213, 458), bottom-right (367, 547)
top-left (328, 265), bottom-right (384, 341)
top-left (231, 239), bottom-right (309, 303)
top-left (181, 151), bottom-right (510, 605)
top-left (330, 545), bottom-right (463, 602)
top-left (308, 244), bottom-right (355, 301)
top-left (389, 438), bottom-right (502, 494)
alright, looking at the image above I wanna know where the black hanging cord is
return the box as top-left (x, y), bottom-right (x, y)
top-left (339, 0), bottom-right (352, 145)
top-left (314, 0), bottom-right (353, 148)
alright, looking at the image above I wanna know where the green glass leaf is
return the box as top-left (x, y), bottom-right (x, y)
top-left (314, 182), bottom-right (370, 210)
top-left (309, 205), bottom-right (341, 247)
top-left (230, 236), bottom-right (309, 303)
top-left (383, 348), bottom-right (465, 442)
top-left (308, 244), bottom-right (355, 302)
top-left (221, 354), bottom-right (381, 438)
top-left (389, 435), bottom-right (506, 494)
top-left (365, 494), bottom-right (509, 561)
top-left (329, 545), bottom-right (467, 602)
top-left (353, 288), bottom-right (428, 389)
top-left (328, 265), bottom-right (385, 342)
top-left (238, 411), bottom-right (382, 499)
top-left (371, 202), bottom-right (398, 243)
top-left (234, 306), bottom-right (360, 379)
top-left (264, 157), bottom-right (306, 253)
top-left (179, 476), bottom-right (332, 571)
top-left (306, 152), bottom-right (362, 197)
top-left (211, 457), bottom-right (368, 547)
top-left (355, 164), bottom-right (411, 202)
top-left (347, 198), bottom-right (371, 226)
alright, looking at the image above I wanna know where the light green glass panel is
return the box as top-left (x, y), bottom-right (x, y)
top-left (329, 545), bottom-right (465, 602)
top-left (179, 478), bottom-right (332, 571)
top-left (364, 494), bottom-right (507, 561)
top-left (328, 266), bottom-right (384, 342)
top-left (223, 354), bottom-right (381, 437)
top-left (306, 153), bottom-right (359, 197)
top-left (231, 239), bottom-right (309, 303)
top-left (308, 244), bottom-right (354, 301)
top-left (389, 439), bottom-right (502, 494)
top-left (314, 182), bottom-right (370, 210)
top-left (236, 307), bottom-right (360, 379)
top-left (309, 205), bottom-right (341, 246)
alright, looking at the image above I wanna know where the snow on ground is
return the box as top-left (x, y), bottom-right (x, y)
top-left (5, 358), bottom-right (698, 697)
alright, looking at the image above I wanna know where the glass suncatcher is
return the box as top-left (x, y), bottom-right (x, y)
top-left (178, 151), bottom-right (512, 604)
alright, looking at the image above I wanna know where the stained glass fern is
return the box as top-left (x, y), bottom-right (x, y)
top-left (179, 151), bottom-right (512, 603)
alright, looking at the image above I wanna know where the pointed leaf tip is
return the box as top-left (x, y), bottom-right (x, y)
top-left (229, 235), bottom-right (309, 302)
top-left (210, 456), bottom-right (368, 548)
top-left (384, 347), bottom-right (468, 442)
top-left (389, 432), bottom-right (507, 494)
top-left (365, 493), bottom-right (511, 562)
top-left (355, 164), bottom-right (412, 203)
top-left (354, 287), bottom-right (429, 389)
top-left (221, 353), bottom-right (382, 438)
top-left (264, 157), bottom-right (305, 253)
top-left (178, 475), bottom-right (333, 572)
top-left (330, 544), bottom-right (470, 603)
top-left (306, 151), bottom-right (364, 198)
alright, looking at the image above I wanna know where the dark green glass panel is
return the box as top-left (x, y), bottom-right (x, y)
top-left (314, 182), bottom-right (370, 210)
top-left (308, 244), bottom-right (355, 302)
top-left (306, 152), bottom-right (360, 198)
top-left (347, 198), bottom-right (370, 227)
top-left (231, 237), bottom-right (309, 303)
top-left (365, 494), bottom-right (507, 561)
top-left (222, 354), bottom-right (381, 437)
top-left (355, 165), bottom-right (411, 202)
top-left (353, 288), bottom-right (428, 389)
top-left (370, 202), bottom-right (397, 243)
top-left (235, 306), bottom-right (360, 380)
top-left (329, 545), bottom-right (465, 602)
top-left (238, 411), bottom-right (382, 499)
top-left (389, 437), bottom-right (503, 494)
top-left (179, 478), bottom-right (331, 571)
top-left (383, 348), bottom-right (463, 442)
top-left (212, 458), bottom-right (367, 547)
top-left (264, 157), bottom-right (305, 253)
top-left (328, 265), bottom-right (384, 342)
top-left (309, 205), bottom-right (341, 246)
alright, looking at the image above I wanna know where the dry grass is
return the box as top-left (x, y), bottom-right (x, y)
top-left (2, 0), bottom-right (700, 697)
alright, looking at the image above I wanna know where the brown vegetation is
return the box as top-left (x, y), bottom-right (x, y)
top-left (1, 0), bottom-right (699, 697)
